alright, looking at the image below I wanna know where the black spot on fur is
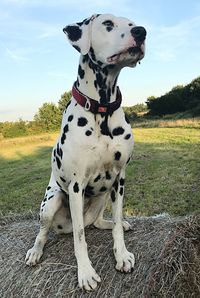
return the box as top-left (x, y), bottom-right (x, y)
top-left (82, 55), bottom-right (89, 63)
top-left (119, 187), bottom-right (124, 196)
top-left (73, 182), bottom-right (79, 193)
top-left (57, 143), bottom-right (63, 159)
top-left (65, 101), bottom-right (71, 110)
top-left (43, 198), bottom-right (47, 202)
top-left (100, 117), bottom-right (113, 138)
top-left (85, 130), bottom-right (92, 136)
top-left (102, 20), bottom-right (114, 32)
top-left (115, 151), bottom-right (121, 161)
top-left (106, 26), bottom-right (113, 32)
top-left (125, 113), bottom-right (130, 124)
top-left (68, 115), bottom-right (73, 122)
top-left (94, 80), bottom-right (97, 89)
top-left (121, 33), bottom-right (125, 38)
top-left (98, 60), bottom-right (103, 66)
top-left (63, 124), bottom-right (69, 133)
top-left (96, 72), bottom-right (103, 87)
top-left (111, 190), bottom-right (116, 202)
top-left (102, 66), bottom-right (109, 76)
top-left (90, 47), bottom-right (96, 61)
top-left (107, 87), bottom-right (111, 100)
top-left (106, 171), bottom-right (111, 180)
top-left (48, 195), bottom-right (54, 200)
top-left (73, 45), bottom-right (81, 52)
top-left (112, 76), bottom-right (118, 94)
top-left (61, 133), bottom-right (66, 145)
top-left (56, 181), bottom-right (62, 188)
top-left (56, 156), bottom-right (61, 169)
top-left (47, 186), bottom-right (51, 190)
top-left (125, 134), bottom-right (131, 140)
top-left (78, 117), bottom-right (88, 127)
top-left (112, 126), bottom-right (125, 136)
top-left (120, 178), bottom-right (125, 186)
top-left (57, 225), bottom-right (63, 229)
top-left (85, 185), bottom-right (95, 197)
top-left (64, 25), bottom-right (82, 42)
top-left (60, 177), bottom-right (66, 182)
top-left (100, 186), bottom-right (107, 192)
top-left (60, 148), bottom-right (63, 159)
top-left (94, 174), bottom-right (101, 183)
top-left (113, 180), bottom-right (119, 192)
top-left (78, 65), bottom-right (85, 79)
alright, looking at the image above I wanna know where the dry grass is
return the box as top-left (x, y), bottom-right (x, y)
top-left (132, 117), bottom-right (200, 129)
top-left (0, 214), bottom-right (199, 297)
top-left (0, 132), bottom-right (59, 159)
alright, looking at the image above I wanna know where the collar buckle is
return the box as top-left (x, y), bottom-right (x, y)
top-left (84, 97), bottom-right (91, 111)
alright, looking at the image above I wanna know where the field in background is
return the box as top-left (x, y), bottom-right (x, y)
top-left (132, 115), bottom-right (200, 129)
top-left (0, 123), bottom-right (199, 216)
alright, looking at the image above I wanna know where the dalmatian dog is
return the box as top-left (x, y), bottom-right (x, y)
top-left (25, 14), bottom-right (146, 291)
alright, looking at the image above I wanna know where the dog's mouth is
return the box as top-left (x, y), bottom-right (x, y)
top-left (107, 44), bottom-right (145, 64)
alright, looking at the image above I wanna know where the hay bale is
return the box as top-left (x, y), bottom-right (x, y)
top-left (0, 213), bottom-right (199, 298)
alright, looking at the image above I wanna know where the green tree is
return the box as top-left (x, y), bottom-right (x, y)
top-left (146, 77), bottom-right (200, 116)
top-left (58, 91), bottom-right (72, 115)
top-left (34, 102), bottom-right (60, 131)
top-left (2, 118), bottom-right (28, 138)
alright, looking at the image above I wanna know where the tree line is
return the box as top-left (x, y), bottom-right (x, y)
top-left (0, 91), bottom-right (72, 138)
top-left (146, 77), bottom-right (200, 116)
top-left (0, 92), bottom-right (147, 138)
top-left (1, 76), bottom-right (199, 138)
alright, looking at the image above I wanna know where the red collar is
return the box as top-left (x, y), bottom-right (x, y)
top-left (72, 83), bottom-right (122, 115)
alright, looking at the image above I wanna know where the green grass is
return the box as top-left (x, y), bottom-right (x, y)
top-left (0, 128), bottom-right (199, 216)
top-left (125, 127), bottom-right (200, 216)
top-left (0, 133), bottom-right (59, 215)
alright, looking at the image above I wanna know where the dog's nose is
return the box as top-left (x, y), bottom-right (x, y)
top-left (131, 26), bottom-right (146, 43)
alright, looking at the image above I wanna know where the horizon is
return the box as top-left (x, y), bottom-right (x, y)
top-left (0, 0), bottom-right (200, 122)
top-left (1, 75), bottom-right (199, 123)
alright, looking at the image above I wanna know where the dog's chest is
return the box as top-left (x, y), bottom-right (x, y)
top-left (53, 102), bottom-right (134, 195)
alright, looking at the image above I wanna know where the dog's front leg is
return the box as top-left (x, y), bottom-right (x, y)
top-left (112, 170), bottom-right (135, 272)
top-left (68, 181), bottom-right (101, 291)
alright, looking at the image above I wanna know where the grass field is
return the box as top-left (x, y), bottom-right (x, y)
top-left (0, 125), bottom-right (200, 216)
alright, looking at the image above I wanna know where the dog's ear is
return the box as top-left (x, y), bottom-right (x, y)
top-left (63, 15), bottom-right (99, 55)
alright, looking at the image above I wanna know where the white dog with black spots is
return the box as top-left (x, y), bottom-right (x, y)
top-left (25, 13), bottom-right (146, 291)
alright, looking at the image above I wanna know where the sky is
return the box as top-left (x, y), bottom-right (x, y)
top-left (0, 0), bottom-right (200, 122)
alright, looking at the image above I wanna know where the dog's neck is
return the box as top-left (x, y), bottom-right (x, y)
top-left (75, 54), bottom-right (121, 104)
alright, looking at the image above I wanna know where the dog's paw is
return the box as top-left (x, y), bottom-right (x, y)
top-left (122, 220), bottom-right (132, 231)
top-left (114, 249), bottom-right (135, 273)
top-left (25, 247), bottom-right (43, 266)
top-left (78, 263), bottom-right (101, 291)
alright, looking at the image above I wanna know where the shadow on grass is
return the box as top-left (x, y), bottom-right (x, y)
top-left (0, 146), bottom-right (52, 216)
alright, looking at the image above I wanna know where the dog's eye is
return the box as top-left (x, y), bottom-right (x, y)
top-left (102, 20), bottom-right (114, 32)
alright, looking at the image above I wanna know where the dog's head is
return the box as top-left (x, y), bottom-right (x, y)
top-left (63, 14), bottom-right (146, 68)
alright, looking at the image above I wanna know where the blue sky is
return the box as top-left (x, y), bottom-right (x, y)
top-left (0, 0), bottom-right (200, 121)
